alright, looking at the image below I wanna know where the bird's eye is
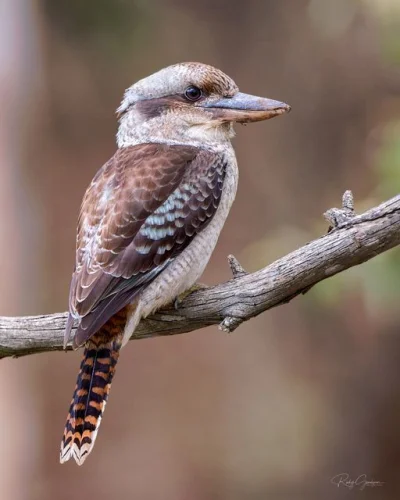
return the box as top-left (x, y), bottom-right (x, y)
top-left (184, 86), bottom-right (202, 102)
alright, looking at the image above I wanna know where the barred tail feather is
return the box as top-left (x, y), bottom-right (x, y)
top-left (60, 332), bottom-right (122, 465)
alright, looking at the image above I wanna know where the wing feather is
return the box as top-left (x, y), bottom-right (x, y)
top-left (68, 143), bottom-right (227, 347)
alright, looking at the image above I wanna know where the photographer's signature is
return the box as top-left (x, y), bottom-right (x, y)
top-left (331, 473), bottom-right (384, 491)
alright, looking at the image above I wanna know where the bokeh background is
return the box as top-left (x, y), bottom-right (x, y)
top-left (1, 0), bottom-right (400, 499)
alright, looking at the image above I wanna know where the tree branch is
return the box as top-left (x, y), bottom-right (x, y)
top-left (1, 192), bottom-right (399, 358)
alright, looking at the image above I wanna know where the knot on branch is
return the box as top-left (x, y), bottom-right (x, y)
top-left (219, 316), bottom-right (244, 333)
top-left (217, 254), bottom-right (248, 333)
top-left (228, 254), bottom-right (247, 278)
top-left (324, 190), bottom-right (356, 231)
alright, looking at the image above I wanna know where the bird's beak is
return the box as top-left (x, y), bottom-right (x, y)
top-left (202, 92), bottom-right (291, 123)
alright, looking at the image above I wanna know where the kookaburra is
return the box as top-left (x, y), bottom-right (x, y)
top-left (60, 62), bottom-right (290, 465)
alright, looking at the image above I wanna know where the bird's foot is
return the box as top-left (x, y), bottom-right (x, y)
top-left (174, 283), bottom-right (208, 310)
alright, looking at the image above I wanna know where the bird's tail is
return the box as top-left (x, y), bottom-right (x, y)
top-left (60, 328), bottom-right (123, 465)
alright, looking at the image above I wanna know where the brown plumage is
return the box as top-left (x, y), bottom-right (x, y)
top-left (66, 144), bottom-right (227, 349)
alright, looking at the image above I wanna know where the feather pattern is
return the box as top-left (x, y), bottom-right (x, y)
top-left (60, 310), bottom-right (126, 465)
top-left (67, 143), bottom-right (227, 348)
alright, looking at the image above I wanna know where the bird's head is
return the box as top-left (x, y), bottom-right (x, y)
top-left (117, 62), bottom-right (290, 149)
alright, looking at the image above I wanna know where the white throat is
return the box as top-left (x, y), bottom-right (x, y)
top-left (116, 109), bottom-right (235, 151)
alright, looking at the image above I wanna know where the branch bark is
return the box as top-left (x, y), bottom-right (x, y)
top-left (1, 192), bottom-right (399, 358)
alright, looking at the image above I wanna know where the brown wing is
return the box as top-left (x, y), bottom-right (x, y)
top-left (67, 143), bottom-right (227, 347)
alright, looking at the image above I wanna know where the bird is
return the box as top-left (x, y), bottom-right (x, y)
top-left (60, 62), bottom-right (290, 465)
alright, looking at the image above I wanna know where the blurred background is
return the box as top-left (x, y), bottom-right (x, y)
top-left (1, 0), bottom-right (400, 499)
